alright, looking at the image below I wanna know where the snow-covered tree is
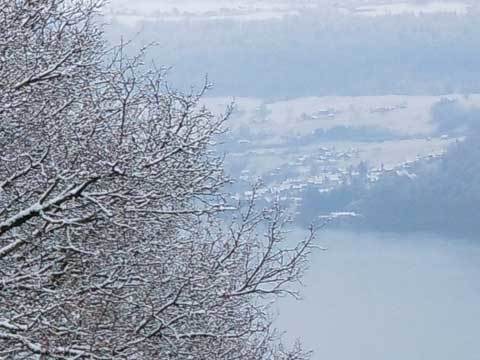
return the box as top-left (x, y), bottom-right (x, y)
top-left (0, 1), bottom-right (314, 358)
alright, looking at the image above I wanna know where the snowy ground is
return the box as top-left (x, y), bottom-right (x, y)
top-left (203, 94), bottom-right (480, 136)
top-left (355, 1), bottom-right (470, 16)
top-left (104, 0), bottom-right (318, 24)
top-left (209, 94), bottom-right (472, 192)
top-left (104, 0), bottom-right (472, 25)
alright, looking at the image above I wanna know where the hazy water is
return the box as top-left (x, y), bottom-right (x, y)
top-left (277, 230), bottom-right (480, 360)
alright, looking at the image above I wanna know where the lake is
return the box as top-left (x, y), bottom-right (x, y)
top-left (277, 230), bottom-right (480, 359)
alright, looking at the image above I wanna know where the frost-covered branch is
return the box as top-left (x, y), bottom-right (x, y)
top-left (0, 1), bottom-right (314, 359)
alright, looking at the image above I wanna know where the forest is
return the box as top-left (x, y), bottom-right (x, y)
top-left (108, 9), bottom-right (480, 97)
top-left (299, 101), bottom-right (480, 237)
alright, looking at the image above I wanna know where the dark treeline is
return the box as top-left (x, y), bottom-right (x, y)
top-left (431, 98), bottom-right (480, 135)
top-left (299, 102), bottom-right (480, 238)
top-left (108, 10), bottom-right (480, 97)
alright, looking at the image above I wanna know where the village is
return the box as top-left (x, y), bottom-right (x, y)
top-left (224, 96), bottom-right (458, 217)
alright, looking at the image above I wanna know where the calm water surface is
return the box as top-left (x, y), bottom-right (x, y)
top-left (277, 230), bottom-right (480, 360)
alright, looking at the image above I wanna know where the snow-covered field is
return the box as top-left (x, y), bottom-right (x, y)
top-left (204, 93), bottom-right (477, 185)
top-left (104, 0), bottom-right (318, 24)
top-left (203, 94), bottom-right (480, 136)
top-left (105, 0), bottom-right (472, 25)
top-left (355, 1), bottom-right (470, 16)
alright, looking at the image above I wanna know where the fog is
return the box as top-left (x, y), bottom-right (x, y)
top-left (277, 231), bottom-right (480, 359)
top-left (5, 0), bottom-right (480, 358)
top-left (102, 1), bottom-right (480, 357)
